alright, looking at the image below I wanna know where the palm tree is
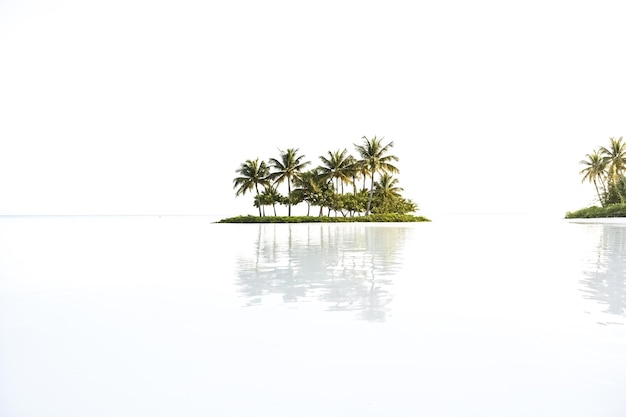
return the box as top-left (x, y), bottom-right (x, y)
top-left (599, 137), bottom-right (626, 203)
top-left (293, 168), bottom-right (326, 216)
top-left (347, 157), bottom-right (370, 192)
top-left (373, 173), bottom-right (406, 213)
top-left (318, 149), bottom-right (354, 194)
top-left (268, 148), bottom-right (310, 216)
top-left (580, 150), bottom-right (608, 206)
top-left (375, 173), bottom-right (403, 199)
top-left (345, 155), bottom-right (360, 194)
top-left (354, 136), bottom-right (399, 215)
top-left (253, 194), bottom-right (266, 217)
top-left (233, 159), bottom-right (270, 216)
top-left (259, 185), bottom-right (282, 216)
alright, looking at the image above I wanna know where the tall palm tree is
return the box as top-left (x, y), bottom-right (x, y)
top-left (233, 159), bottom-right (270, 216)
top-left (318, 149), bottom-right (353, 194)
top-left (354, 136), bottom-right (399, 215)
top-left (268, 148), bottom-right (310, 216)
top-left (580, 150), bottom-right (608, 206)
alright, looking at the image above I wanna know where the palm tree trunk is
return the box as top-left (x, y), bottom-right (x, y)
top-left (255, 184), bottom-right (262, 217)
top-left (287, 180), bottom-right (292, 216)
top-left (366, 172), bottom-right (375, 215)
top-left (593, 179), bottom-right (604, 207)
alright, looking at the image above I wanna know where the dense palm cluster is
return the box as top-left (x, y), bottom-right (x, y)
top-left (580, 136), bottom-right (626, 206)
top-left (233, 136), bottom-right (418, 217)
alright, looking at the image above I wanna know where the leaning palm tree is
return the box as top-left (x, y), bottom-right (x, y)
top-left (580, 150), bottom-right (608, 206)
top-left (268, 148), bottom-right (310, 216)
top-left (354, 136), bottom-right (399, 215)
top-left (233, 159), bottom-right (270, 217)
top-left (318, 149), bottom-right (354, 194)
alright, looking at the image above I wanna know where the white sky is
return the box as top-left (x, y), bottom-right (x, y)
top-left (1, 0), bottom-right (625, 216)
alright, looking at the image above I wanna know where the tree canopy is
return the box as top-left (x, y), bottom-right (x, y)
top-left (233, 137), bottom-right (419, 217)
top-left (233, 158), bottom-right (270, 217)
top-left (354, 136), bottom-right (399, 215)
top-left (579, 137), bottom-right (626, 206)
top-left (268, 148), bottom-right (310, 216)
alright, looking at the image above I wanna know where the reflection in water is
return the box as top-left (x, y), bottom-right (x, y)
top-left (580, 223), bottom-right (626, 317)
top-left (236, 224), bottom-right (410, 322)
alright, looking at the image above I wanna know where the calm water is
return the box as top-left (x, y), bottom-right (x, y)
top-left (1, 214), bottom-right (625, 416)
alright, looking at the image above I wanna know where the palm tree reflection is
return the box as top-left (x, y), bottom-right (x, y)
top-left (236, 224), bottom-right (410, 322)
top-left (580, 224), bottom-right (626, 316)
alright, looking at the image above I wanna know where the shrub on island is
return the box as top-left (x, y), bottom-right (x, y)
top-left (565, 204), bottom-right (626, 218)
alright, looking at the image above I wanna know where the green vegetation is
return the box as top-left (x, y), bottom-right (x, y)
top-left (218, 214), bottom-right (430, 223)
top-left (565, 204), bottom-right (626, 219)
top-left (569, 137), bottom-right (626, 218)
top-left (230, 136), bottom-right (424, 222)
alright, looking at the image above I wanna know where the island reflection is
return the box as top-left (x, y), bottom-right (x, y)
top-left (580, 223), bottom-right (626, 318)
top-left (235, 224), bottom-right (411, 322)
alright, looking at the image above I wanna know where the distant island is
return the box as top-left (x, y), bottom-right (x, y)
top-left (566, 136), bottom-right (626, 218)
top-left (223, 136), bottom-right (430, 223)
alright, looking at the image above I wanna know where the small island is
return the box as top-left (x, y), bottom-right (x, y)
top-left (221, 136), bottom-right (430, 223)
top-left (218, 214), bottom-right (430, 223)
top-left (566, 136), bottom-right (626, 218)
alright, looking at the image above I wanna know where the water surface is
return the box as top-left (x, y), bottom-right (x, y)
top-left (1, 214), bottom-right (625, 416)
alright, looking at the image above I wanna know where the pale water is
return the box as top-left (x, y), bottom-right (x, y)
top-left (1, 214), bottom-right (625, 416)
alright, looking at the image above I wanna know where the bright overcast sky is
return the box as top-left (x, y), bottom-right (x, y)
top-left (1, 0), bottom-right (625, 216)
